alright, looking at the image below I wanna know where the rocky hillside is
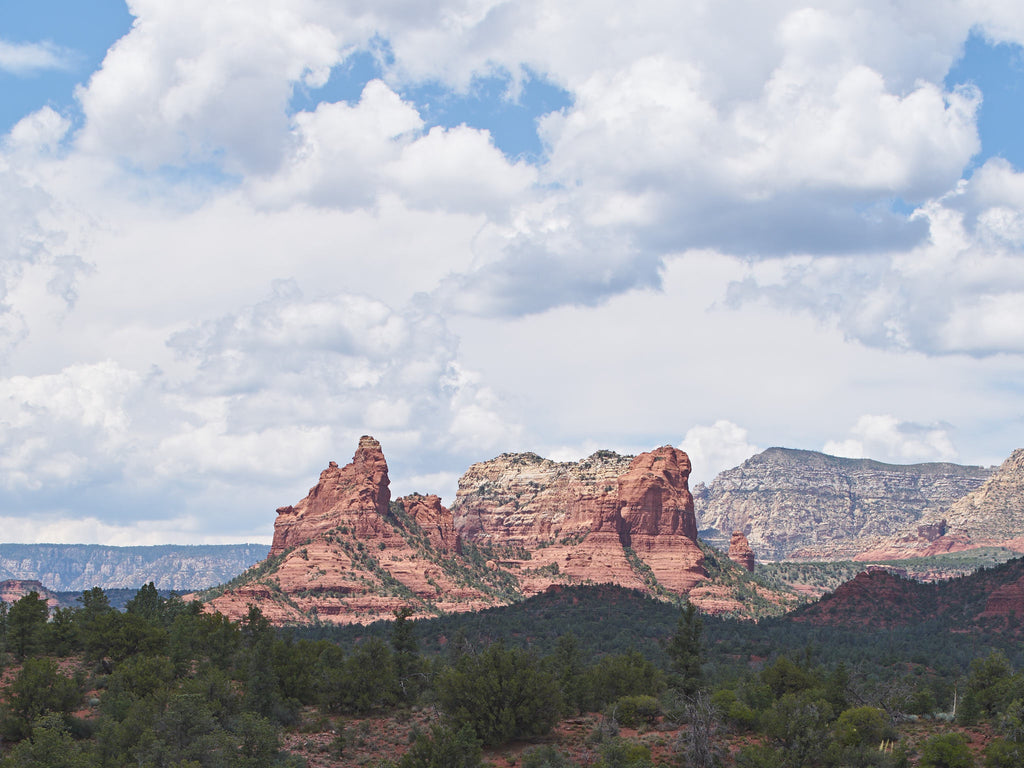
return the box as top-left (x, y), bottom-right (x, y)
top-left (205, 437), bottom-right (797, 625)
top-left (920, 448), bottom-right (1024, 545)
top-left (0, 579), bottom-right (62, 608)
top-left (0, 543), bottom-right (269, 591)
top-left (694, 448), bottom-right (992, 561)
top-left (791, 557), bottom-right (1024, 634)
top-left (204, 437), bottom-right (526, 624)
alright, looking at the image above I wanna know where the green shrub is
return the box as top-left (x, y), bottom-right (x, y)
top-left (608, 695), bottom-right (660, 728)
top-left (521, 744), bottom-right (573, 768)
top-left (919, 733), bottom-right (975, 768)
top-left (834, 706), bottom-right (894, 747)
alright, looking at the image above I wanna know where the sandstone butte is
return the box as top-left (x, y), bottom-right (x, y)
top-left (205, 437), bottom-right (746, 626)
top-left (206, 437), bottom-right (500, 625)
top-left (728, 531), bottom-right (755, 571)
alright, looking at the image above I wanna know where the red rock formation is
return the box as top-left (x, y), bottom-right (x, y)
top-left (270, 436), bottom-right (391, 556)
top-left (728, 531), bottom-right (755, 571)
top-left (0, 579), bottom-right (60, 609)
top-left (618, 447), bottom-right (697, 540)
top-left (399, 493), bottom-right (459, 552)
top-left (452, 445), bottom-right (705, 597)
top-left (206, 439), bottom-right (810, 625)
top-left (207, 437), bottom-right (511, 626)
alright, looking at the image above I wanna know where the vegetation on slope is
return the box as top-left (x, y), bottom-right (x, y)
top-left (3, 559), bottom-right (1024, 766)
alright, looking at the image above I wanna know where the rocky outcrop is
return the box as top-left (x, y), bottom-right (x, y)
top-left (452, 445), bottom-right (706, 597)
top-left (919, 449), bottom-right (1024, 544)
top-left (728, 531), bottom-right (755, 571)
top-left (206, 439), bottom-right (745, 625)
top-left (0, 579), bottom-right (60, 609)
top-left (853, 448), bottom-right (1024, 560)
top-left (452, 449), bottom-right (634, 547)
top-left (207, 438), bottom-right (510, 625)
top-left (399, 493), bottom-right (460, 553)
top-left (0, 544), bottom-right (269, 592)
top-left (695, 448), bottom-right (992, 561)
top-left (270, 436), bottom-right (392, 556)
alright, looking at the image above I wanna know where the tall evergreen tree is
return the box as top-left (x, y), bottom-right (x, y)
top-left (666, 602), bottom-right (704, 696)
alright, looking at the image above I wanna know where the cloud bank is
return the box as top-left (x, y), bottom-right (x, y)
top-left (0, 1), bottom-right (1021, 540)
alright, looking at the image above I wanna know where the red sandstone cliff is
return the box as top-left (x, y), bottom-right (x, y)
top-left (270, 436), bottom-right (392, 556)
top-left (207, 437), bottom-right (502, 625)
top-left (451, 445), bottom-right (706, 598)
top-left (205, 438), bottom-right (809, 625)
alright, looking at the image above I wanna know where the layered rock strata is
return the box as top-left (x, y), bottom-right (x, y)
top-left (207, 438), bottom-right (505, 625)
top-left (695, 448), bottom-right (992, 561)
top-left (855, 448), bottom-right (1024, 560)
top-left (0, 544), bottom-right (269, 592)
top-left (920, 449), bottom-right (1024, 544)
top-left (270, 436), bottom-right (393, 557)
top-left (451, 445), bottom-right (706, 597)
top-left (209, 439), bottom-right (728, 625)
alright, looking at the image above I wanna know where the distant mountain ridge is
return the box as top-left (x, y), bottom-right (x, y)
top-left (0, 543), bottom-right (269, 592)
top-left (694, 447), bottom-right (994, 560)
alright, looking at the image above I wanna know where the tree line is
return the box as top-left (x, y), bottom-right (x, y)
top-left (0, 583), bottom-right (1022, 766)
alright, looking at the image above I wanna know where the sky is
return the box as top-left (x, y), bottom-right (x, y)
top-left (0, 1), bottom-right (1022, 545)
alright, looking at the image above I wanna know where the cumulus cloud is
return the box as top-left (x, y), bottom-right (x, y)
top-left (165, 283), bottom-right (520, 475)
top-left (0, 361), bottom-right (141, 491)
top-left (246, 80), bottom-right (535, 214)
top-left (63, 1), bottom-right (996, 320)
top-left (75, 0), bottom-right (345, 172)
top-left (0, 0), bottom-right (1022, 542)
top-left (725, 158), bottom-right (1024, 357)
top-left (680, 421), bottom-right (760, 483)
top-left (824, 415), bottom-right (957, 463)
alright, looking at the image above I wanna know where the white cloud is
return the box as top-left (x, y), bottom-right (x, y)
top-left (824, 415), bottom-right (958, 463)
top-left (0, 0), bottom-right (1020, 543)
top-left (0, 514), bottom-right (268, 546)
top-left (0, 361), bottom-right (141, 491)
top-left (5, 107), bottom-right (72, 156)
top-left (680, 421), bottom-right (760, 484)
top-left (0, 39), bottom-right (73, 74)
top-left (245, 80), bottom-right (536, 215)
top-left (725, 158), bottom-right (1024, 357)
top-left (75, 0), bottom-right (345, 172)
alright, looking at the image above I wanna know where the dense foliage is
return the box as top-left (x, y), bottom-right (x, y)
top-left (1, 565), bottom-right (1024, 766)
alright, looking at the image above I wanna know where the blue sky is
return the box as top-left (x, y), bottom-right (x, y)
top-left (947, 31), bottom-right (1024, 171)
top-left (0, 1), bottom-right (131, 130)
top-left (0, 2), bottom-right (1022, 544)
top-left (4, 6), bottom-right (1022, 170)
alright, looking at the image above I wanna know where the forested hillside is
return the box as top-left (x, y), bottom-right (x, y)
top-left (1, 561), bottom-right (1020, 766)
